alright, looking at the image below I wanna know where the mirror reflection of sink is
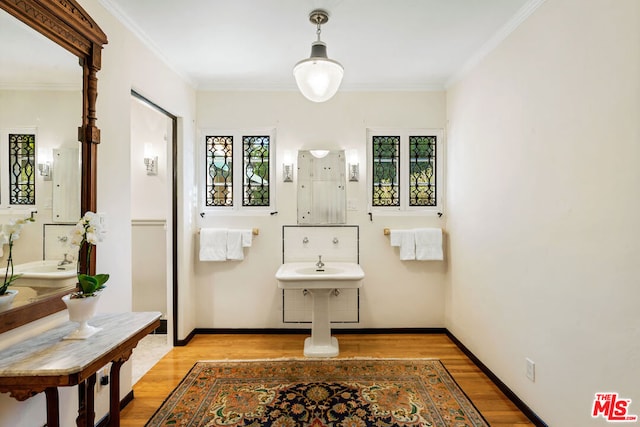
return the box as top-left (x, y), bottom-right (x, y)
top-left (275, 261), bottom-right (364, 357)
top-left (2, 260), bottom-right (77, 290)
top-left (276, 262), bottom-right (364, 289)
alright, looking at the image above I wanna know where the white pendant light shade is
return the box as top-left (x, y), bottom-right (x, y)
top-left (294, 42), bottom-right (344, 103)
top-left (293, 10), bottom-right (344, 103)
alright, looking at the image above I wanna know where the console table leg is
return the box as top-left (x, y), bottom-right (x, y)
top-left (76, 374), bottom-right (96, 427)
top-left (44, 387), bottom-right (59, 427)
top-left (109, 359), bottom-right (125, 427)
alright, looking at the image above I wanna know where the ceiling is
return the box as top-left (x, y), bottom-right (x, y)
top-left (99, 0), bottom-right (536, 91)
top-left (0, 11), bottom-right (81, 89)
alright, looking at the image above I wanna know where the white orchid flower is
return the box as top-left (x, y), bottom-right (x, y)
top-left (85, 232), bottom-right (99, 245)
top-left (83, 211), bottom-right (97, 223)
top-left (2, 222), bottom-right (22, 238)
top-left (88, 216), bottom-right (101, 229)
top-left (68, 211), bottom-right (107, 250)
top-left (70, 233), bottom-right (83, 247)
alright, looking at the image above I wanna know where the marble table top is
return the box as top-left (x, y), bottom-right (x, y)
top-left (0, 312), bottom-right (161, 377)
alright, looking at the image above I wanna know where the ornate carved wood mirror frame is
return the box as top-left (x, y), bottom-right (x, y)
top-left (0, 0), bottom-right (107, 334)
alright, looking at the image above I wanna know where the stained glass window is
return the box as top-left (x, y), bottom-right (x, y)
top-left (204, 131), bottom-right (274, 211)
top-left (205, 135), bottom-right (233, 206)
top-left (369, 129), bottom-right (442, 212)
top-left (243, 135), bottom-right (270, 206)
top-left (8, 133), bottom-right (35, 205)
top-left (371, 135), bottom-right (400, 207)
top-left (409, 135), bottom-right (436, 206)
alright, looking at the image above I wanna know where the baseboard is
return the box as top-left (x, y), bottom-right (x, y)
top-left (173, 327), bottom-right (546, 425)
top-left (445, 331), bottom-right (548, 427)
top-left (152, 319), bottom-right (167, 334)
top-left (174, 328), bottom-right (197, 346)
top-left (190, 327), bottom-right (446, 337)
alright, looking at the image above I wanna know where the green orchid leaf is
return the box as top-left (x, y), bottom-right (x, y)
top-left (77, 273), bottom-right (110, 296)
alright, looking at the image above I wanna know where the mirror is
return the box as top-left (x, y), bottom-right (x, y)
top-left (0, 0), bottom-right (107, 334)
top-left (0, 11), bottom-right (81, 310)
top-left (297, 150), bottom-right (346, 224)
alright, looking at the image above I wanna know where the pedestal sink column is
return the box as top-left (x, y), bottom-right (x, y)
top-left (304, 288), bottom-right (339, 357)
top-left (275, 261), bottom-right (364, 358)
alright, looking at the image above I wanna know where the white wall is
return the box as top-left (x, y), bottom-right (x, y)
top-left (130, 98), bottom-right (171, 318)
top-left (131, 97), bottom-right (170, 220)
top-left (79, 0), bottom-right (198, 338)
top-left (195, 91), bottom-right (448, 329)
top-left (445, 0), bottom-right (640, 425)
top-left (0, 0), bottom-right (197, 424)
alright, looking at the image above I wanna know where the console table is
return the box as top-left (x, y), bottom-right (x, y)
top-left (0, 311), bottom-right (161, 427)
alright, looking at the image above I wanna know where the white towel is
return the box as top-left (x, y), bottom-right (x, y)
top-left (199, 228), bottom-right (227, 261)
top-left (240, 229), bottom-right (253, 247)
top-left (415, 228), bottom-right (443, 261)
top-left (226, 229), bottom-right (245, 260)
top-left (389, 229), bottom-right (416, 260)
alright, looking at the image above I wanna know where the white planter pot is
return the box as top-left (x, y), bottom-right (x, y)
top-left (62, 293), bottom-right (102, 339)
top-left (0, 289), bottom-right (18, 312)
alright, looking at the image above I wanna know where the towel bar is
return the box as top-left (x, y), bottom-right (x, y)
top-left (384, 227), bottom-right (446, 235)
top-left (198, 228), bottom-right (259, 235)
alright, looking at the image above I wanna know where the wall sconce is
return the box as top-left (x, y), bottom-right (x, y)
top-left (283, 150), bottom-right (294, 182)
top-left (38, 150), bottom-right (52, 181)
top-left (144, 143), bottom-right (158, 176)
top-left (348, 149), bottom-right (359, 182)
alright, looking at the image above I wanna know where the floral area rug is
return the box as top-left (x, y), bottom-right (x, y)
top-left (146, 358), bottom-right (489, 427)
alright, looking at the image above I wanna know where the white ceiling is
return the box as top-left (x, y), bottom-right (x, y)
top-left (100, 0), bottom-right (537, 91)
top-left (0, 1), bottom-right (540, 91)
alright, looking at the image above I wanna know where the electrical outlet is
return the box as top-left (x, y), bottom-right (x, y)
top-left (96, 366), bottom-right (110, 391)
top-left (526, 358), bottom-right (535, 382)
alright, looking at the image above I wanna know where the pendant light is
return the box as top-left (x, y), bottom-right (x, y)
top-left (293, 9), bottom-right (344, 103)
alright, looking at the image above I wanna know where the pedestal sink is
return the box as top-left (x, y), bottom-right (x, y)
top-left (276, 262), bottom-right (364, 357)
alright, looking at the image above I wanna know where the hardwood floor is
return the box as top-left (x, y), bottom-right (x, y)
top-left (120, 333), bottom-right (535, 426)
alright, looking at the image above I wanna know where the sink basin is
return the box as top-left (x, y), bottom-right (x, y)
top-left (275, 262), bottom-right (364, 289)
top-left (275, 261), bottom-right (365, 357)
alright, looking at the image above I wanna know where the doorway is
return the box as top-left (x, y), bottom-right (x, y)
top-left (130, 91), bottom-right (177, 364)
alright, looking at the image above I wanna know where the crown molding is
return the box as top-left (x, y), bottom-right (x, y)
top-left (97, 0), bottom-right (196, 89)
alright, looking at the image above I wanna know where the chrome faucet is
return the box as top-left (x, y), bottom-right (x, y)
top-left (316, 255), bottom-right (325, 271)
top-left (58, 253), bottom-right (73, 266)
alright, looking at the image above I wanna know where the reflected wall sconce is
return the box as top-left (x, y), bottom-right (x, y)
top-left (293, 9), bottom-right (344, 103)
top-left (283, 150), bottom-right (294, 182)
top-left (38, 162), bottom-right (52, 180)
top-left (348, 149), bottom-right (359, 182)
top-left (38, 150), bottom-right (52, 181)
top-left (144, 143), bottom-right (158, 176)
